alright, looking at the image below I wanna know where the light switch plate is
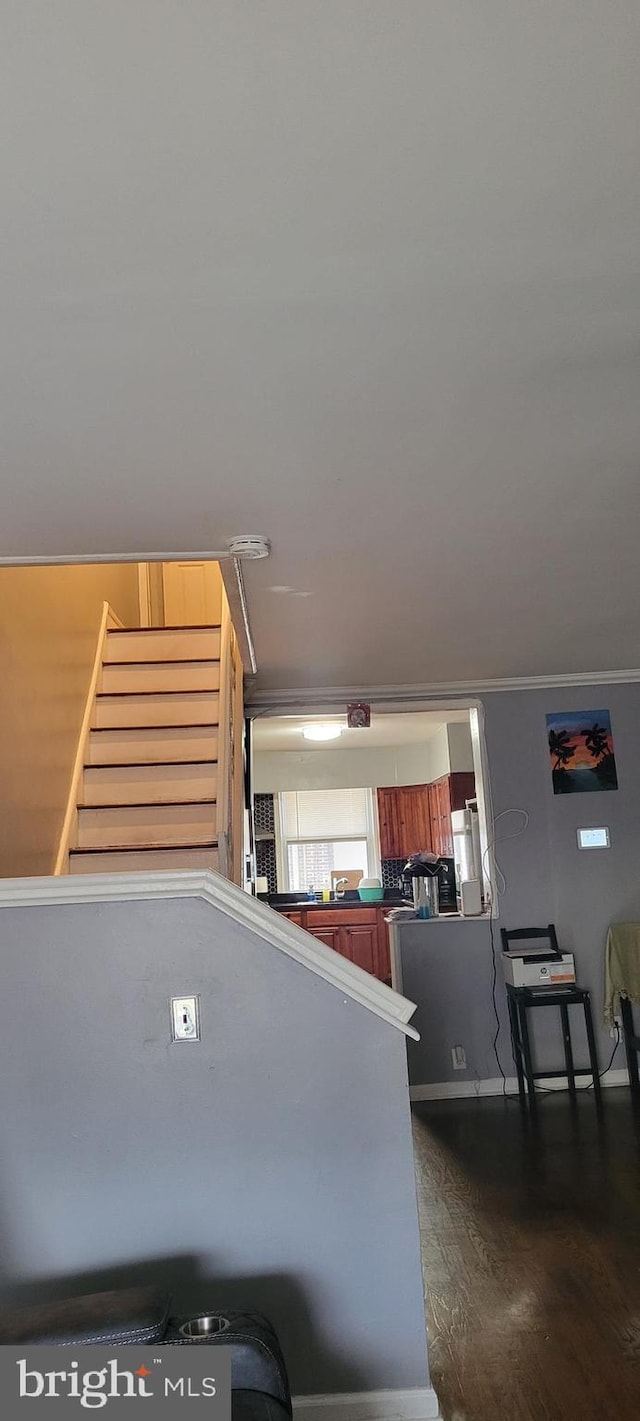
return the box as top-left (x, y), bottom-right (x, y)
top-left (170, 995), bottom-right (200, 1042)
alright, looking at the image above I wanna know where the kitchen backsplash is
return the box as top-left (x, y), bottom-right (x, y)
top-left (256, 840), bottom-right (278, 892)
top-left (254, 793), bottom-right (275, 835)
top-left (254, 793), bottom-right (278, 893)
top-left (381, 857), bottom-right (407, 889)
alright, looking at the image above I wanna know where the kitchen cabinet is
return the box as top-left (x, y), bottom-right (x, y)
top-left (428, 772), bottom-right (476, 858)
top-left (278, 905), bottom-right (391, 983)
top-left (376, 788), bottom-right (403, 859)
top-left (376, 785), bottom-right (431, 860)
top-left (428, 779), bottom-right (450, 857)
top-left (347, 923), bottom-right (382, 975)
top-left (378, 773), bottom-right (475, 862)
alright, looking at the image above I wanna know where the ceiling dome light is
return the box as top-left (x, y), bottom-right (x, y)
top-left (302, 723), bottom-right (343, 742)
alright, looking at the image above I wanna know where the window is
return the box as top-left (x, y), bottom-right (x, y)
top-left (278, 788), bottom-right (378, 894)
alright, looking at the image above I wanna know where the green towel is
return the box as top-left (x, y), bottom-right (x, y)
top-left (604, 923), bottom-right (640, 1024)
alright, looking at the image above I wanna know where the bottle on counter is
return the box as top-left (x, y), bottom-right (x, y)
top-left (307, 883), bottom-right (315, 901)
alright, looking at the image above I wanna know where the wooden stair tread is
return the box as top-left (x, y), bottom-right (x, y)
top-left (76, 801), bottom-right (217, 812)
top-left (101, 663), bottom-right (220, 695)
top-left (70, 840), bottom-right (218, 853)
top-left (97, 690), bottom-right (219, 697)
top-left (89, 723), bottom-right (217, 731)
top-left (85, 759), bottom-right (218, 769)
top-left (104, 628), bottom-right (222, 664)
top-left (93, 690), bottom-right (220, 730)
top-left (76, 799), bottom-right (217, 850)
top-left (104, 658), bottom-right (221, 667)
top-left (68, 844), bottom-right (220, 874)
top-left (107, 625), bottom-right (221, 632)
top-left (90, 724), bottom-right (217, 734)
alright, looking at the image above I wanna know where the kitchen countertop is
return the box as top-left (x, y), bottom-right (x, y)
top-left (262, 895), bottom-right (412, 912)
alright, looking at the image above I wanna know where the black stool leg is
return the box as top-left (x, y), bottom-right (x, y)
top-left (582, 992), bottom-right (602, 1108)
top-left (518, 998), bottom-right (537, 1112)
top-left (507, 992), bottom-right (526, 1107)
top-left (560, 1002), bottom-right (576, 1099)
top-left (620, 996), bottom-right (640, 1103)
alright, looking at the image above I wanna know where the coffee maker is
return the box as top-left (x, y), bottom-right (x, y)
top-left (400, 854), bottom-right (456, 915)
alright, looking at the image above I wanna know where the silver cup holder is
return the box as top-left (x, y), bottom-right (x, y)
top-left (179, 1314), bottom-right (229, 1340)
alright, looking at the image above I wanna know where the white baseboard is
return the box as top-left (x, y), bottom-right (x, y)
top-left (410, 1066), bottom-right (630, 1101)
top-left (292, 1387), bottom-right (442, 1420)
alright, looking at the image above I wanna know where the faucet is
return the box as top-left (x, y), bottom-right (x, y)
top-left (333, 877), bottom-right (349, 900)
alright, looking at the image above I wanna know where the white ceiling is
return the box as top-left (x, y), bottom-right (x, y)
top-left (2, 4), bottom-right (640, 690)
top-left (253, 710), bottom-right (469, 754)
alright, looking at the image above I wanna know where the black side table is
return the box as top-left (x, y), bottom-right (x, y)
top-left (619, 996), bottom-right (640, 1103)
top-left (506, 983), bottom-right (602, 1112)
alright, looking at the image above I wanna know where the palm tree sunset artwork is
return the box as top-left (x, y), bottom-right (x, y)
top-left (546, 709), bottom-right (618, 794)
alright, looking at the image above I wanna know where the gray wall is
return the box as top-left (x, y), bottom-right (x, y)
top-left (0, 896), bottom-right (429, 1396)
top-left (397, 681), bottom-right (640, 1086)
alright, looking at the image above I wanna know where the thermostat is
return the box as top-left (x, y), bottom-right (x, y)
top-left (577, 827), bottom-right (610, 850)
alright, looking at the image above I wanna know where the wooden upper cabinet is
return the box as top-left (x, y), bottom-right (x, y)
top-left (376, 785), bottom-right (431, 861)
top-left (378, 773), bottom-right (476, 862)
top-left (376, 787), bottom-right (404, 860)
top-left (399, 784), bottom-right (432, 856)
top-left (449, 771), bottom-right (476, 812)
top-left (431, 777), bottom-right (453, 857)
top-left (427, 781), bottom-right (441, 852)
top-left (428, 772), bottom-right (476, 857)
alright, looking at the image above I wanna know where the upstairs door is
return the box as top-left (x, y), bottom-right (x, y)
top-left (162, 561), bottom-right (223, 626)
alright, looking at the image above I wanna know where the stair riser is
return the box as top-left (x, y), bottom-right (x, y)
top-left (94, 692), bottom-right (220, 729)
top-left (82, 764), bottom-right (218, 807)
top-left (105, 628), bottom-right (221, 664)
top-left (101, 662), bottom-right (220, 694)
top-left (77, 803), bottom-right (217, 850)
top-left (69, 847), bottom-right (220, 874)
top-left (87, 727), bottom-right (219, 765)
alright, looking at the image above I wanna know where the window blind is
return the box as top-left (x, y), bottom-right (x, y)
top-left (280, 788), bottom-right (370, 839)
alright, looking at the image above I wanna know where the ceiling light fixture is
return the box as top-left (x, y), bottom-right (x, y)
top-left (301, 723), bottom-right (343, 742)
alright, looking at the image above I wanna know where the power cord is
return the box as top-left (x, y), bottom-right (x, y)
top-left (483, 810), bottom-right (530, 1099)
top-left (531, 1024), bottom-right (621, 1096)
top-left (489, 907), bottom-right (518, 1098)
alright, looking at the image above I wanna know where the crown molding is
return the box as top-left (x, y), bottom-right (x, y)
top-left (0, 870), bottom-right (418, 1039)
top-left (248, 667), bottom-right (640, 710)
top-left (0, 550), bottom-right (233, 566)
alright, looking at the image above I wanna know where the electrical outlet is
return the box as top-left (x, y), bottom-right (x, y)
top-left (170, 996), bottom-right (200, 1042)
top-left (452, 1044), bottom-right (467, 1070)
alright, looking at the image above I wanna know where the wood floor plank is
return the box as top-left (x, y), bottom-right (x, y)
top-left (412, 1091), bottom-right (640, 1421)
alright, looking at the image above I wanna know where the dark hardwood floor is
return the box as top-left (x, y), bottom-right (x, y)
top-left (412, 1090), bottom-right (640, 1421)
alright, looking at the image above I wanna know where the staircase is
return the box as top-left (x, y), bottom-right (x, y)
top-left (67, 626), bottom-right (222, 875)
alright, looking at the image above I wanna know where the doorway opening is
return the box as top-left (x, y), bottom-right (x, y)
top-left (246, 702), bottom-right (493, 984)
top-left (137, 559), bottom-right (223, 628)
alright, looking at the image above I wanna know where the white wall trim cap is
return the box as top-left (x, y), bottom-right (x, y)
top-left (410, 1067), bottom-right (629, 1101)
top-left (292, 1388), bottom-right (442, 1420)
top-left (0, 870), bottom-right (418, 1038)
top-left (248, 666), bottom-right (640, 709)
